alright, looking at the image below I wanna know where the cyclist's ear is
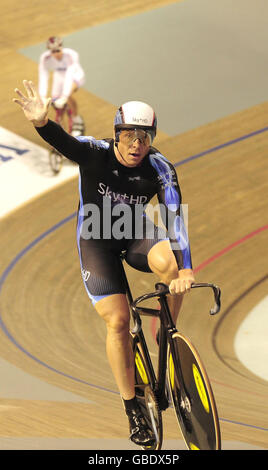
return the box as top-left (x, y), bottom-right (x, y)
top-left (114, 130), bottom-right (120, 146)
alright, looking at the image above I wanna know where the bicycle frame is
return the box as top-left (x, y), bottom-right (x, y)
top-left (122, 258), bottom-right (221, 410)
top-left (125, 280), bottom-right (183, 409)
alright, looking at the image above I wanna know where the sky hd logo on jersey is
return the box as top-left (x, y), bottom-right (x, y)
top-left (98, 182), bottom-right (148, 204)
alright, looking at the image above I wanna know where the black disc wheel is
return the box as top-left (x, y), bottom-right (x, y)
top-left (167, 332), bottom-right (221, 450)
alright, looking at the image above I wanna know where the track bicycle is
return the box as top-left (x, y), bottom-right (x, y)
top-left (49, 101), bottom-right (85, 174)
top-left (121, 253), bottom-right (221, 450)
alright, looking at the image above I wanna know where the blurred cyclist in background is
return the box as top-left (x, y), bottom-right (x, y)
top-left (38, 36), bottom-right (85, 137)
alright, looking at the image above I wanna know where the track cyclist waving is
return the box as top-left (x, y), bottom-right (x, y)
top-left (13, 80), bottom-right (195, 447)
top-left (39, 36), bottom-right (85, 136)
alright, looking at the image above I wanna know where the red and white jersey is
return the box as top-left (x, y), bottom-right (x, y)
top-left (38, 48), bottom-right (85, 98)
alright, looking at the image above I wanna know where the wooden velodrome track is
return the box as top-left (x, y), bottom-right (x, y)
top-left (0, 0), bottom-right (267, 450)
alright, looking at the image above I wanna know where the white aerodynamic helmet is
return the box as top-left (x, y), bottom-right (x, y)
top-left (46, 36), bottom-right (63, 51)
top-left (114, 101), bottom-right (157, 141)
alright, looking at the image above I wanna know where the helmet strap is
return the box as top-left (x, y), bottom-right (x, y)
top-left (115, 131), bottom-right (120, 143)
top-left (114, 139), bottom-right (130, 166)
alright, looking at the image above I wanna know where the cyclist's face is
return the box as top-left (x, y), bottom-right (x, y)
top-left (51, 49), bottom-right (63, 60)
top-left (115, 130), bottom-right (151, 167)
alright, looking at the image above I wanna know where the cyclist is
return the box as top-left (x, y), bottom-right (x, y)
top-left (38, 36), bottom-right (85, 136)
top-left (13, 80), bottom-right (195, 447)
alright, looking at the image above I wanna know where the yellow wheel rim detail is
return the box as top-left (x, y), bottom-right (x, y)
top-left (190, 442), bottom-right (200, 450)
top-left (192, 363), bottom-right (209, 413)
top-left (169, 353), bottom-right (175, 389)
top-left (135, 352), bottom-right (149, 384)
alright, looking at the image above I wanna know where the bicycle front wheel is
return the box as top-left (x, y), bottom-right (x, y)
top-left (49, 148), bottom-right (63, 174)
top-left (167, 332), bottom-right (221, 450)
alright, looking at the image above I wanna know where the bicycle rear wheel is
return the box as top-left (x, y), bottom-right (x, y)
top-left (167, 332), bottom-right (221, 450)
top-left (133, 340), bottom-right (163, 450)
top-left (49, 148), bottom-right (63, 174)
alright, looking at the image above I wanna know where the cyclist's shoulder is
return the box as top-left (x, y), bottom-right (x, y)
top-left (39, 50), bottom-right (51, 63)
top-left (146, 147), bottom-right (179, 189)
top-left (76, 135), bottom-right (111, 151)
top-left (63, 47), bottom-right (79, 58)
top-left (148, 147), bottom-right (174, 170)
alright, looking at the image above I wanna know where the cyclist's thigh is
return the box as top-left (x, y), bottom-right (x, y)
top-left (71, 63), bottom-right (85, 86)
top-left (125, 216), bottom-right (168, 272)
top-left (78, 237), bottom-right (126, 305)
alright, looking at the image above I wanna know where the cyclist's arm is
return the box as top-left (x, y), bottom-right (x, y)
top-left (157, 187), bottom-right (193, 271)
top-left (149, 153), bottom-right (192, 271)
top-left (61, 49), bottom-right (84, 98)
top-left (66, 48), bottom-right (79, 64)
top-left (35, 119), bottom-right (96, 165)
top-left (38, 54), bottom-right (49, 98)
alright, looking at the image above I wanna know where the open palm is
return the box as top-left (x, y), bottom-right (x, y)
top-left (13, 80), bottom-right (51, 124)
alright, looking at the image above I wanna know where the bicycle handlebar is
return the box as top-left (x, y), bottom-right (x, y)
top-left (155, 282), bottom-right (221, 315)
top-left (131, 282), bottom-right (221, 320)
top-left (191, 283), bottom-right (221, 315)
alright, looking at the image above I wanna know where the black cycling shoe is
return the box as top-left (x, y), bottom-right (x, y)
top-left (126, 408), bottom-right (156, 446)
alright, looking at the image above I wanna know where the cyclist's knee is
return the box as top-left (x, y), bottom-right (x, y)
top-left (148, 244), bottom-right (178, 282)
top-left (160, 262), bottom-right (178, 284)
top-left (106, 315), bottom-right (130, 338)
top-left (95, 294), bottom-right (130, 333)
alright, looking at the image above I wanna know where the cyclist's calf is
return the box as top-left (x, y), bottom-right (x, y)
top-left (95, 293), bottom-right (135, 399)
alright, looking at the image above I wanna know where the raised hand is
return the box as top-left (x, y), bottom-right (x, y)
top-left (13, 80), bottom-right (51, 126)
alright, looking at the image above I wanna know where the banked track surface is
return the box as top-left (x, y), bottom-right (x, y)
top-left (0, 104), bottom-right (267, 449)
